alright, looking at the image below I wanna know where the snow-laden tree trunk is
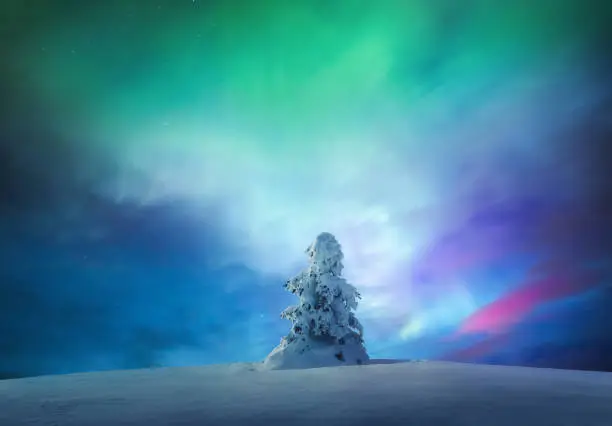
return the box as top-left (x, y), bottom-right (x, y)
top-left (263, 232), bottom-right (369, 370)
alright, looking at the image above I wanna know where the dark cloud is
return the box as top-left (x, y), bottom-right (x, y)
top-left (0, 52), bottom-right (282, 378)
top-left (0, 196), bottom-right (283, 378)
top-left (0, 58), bottom-right (114, 220)
top-left (533, 92), bottom-right (612, 267)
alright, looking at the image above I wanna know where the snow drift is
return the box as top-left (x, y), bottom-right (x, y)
top-left (1, 361), bottom-right (612, 425)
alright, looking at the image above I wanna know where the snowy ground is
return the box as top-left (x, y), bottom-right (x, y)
top-left (1, 360), bottom-right (611, 425)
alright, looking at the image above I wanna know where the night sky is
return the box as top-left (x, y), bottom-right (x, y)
top-left (2, 0), bottom-right (612, 379)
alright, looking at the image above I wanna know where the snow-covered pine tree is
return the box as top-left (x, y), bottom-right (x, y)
top-left (263, 232), bottom-right (369, 369)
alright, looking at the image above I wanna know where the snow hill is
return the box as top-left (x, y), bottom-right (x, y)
top-left (1, 361), bottom-right (611, 425)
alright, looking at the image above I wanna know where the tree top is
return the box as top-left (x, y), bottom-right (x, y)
top-left (306, 232), bottom-right (344, 275)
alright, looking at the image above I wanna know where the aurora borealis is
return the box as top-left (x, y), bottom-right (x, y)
top-left (1, 0), bottom-right (612, 378)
